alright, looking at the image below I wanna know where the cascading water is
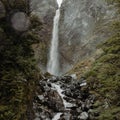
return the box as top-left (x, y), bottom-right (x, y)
top-left (47, 0), bottom-right (63, 76)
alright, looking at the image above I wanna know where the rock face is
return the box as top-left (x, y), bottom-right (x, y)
top-left (31, 0), bottom-right (117, 74)
top-left (30, 0), bottom-right (57, 71)
top-left (31, 0), bottom-right (57, 23)
top-left (59, 0), bottom-right (117, 73)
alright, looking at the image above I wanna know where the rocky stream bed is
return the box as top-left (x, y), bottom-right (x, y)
top-left (33, 75), bottom-right (97, 120)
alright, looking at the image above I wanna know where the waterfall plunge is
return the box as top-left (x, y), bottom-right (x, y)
top-left (47, 0), bottom-right (63, 76)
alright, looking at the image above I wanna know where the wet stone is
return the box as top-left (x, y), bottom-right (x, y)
top-left (78, 112), bottom-right (89, 120)
top-left (34, 75), bottom-right (95, 120)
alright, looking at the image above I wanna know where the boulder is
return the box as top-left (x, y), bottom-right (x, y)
top-left (78, 112), bottom-right (89, 120)
top-left (34, 75), bottom-right (95, 119)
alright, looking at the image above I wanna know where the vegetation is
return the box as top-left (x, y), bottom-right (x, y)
top-left (0, 0), bottom-right (120, 120)
top-left (84, 0), bottom-right (120, 119)
top-left (0, 0), bottom-right (42, 120)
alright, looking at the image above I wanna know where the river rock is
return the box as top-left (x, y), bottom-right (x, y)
top-left (78, 112), bottom-right (89, 120)
top-left (34, 75), bottom-right (96, 120)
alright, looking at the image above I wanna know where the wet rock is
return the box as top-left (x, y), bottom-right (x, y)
top-left (69, 85), bottom-right (75, 91)
top-left (44, 72), bottom-right (53, 78)
top-left (34, 75), bottom-right (95, 120)
top-left (31, 0), bottom-right (57, 21)
top-left (39, 111), bottom-right (51, 120)
top-left (38, 95), bottom-right (44, 100)
top-left (77, 107), bottom-right (82, 113)
top-left (47, 83), bottom-right (52, 87)
top-left (59, 112), bottom-right (72, 120)
top-left (63, 89), bottom-right (72, 97)
top-left (61, 76), bottom-right (73, 83)
top-left (60, 84), bottom-right (66, 89)
top-left (47, 90), bottom-right (64, 111)
top-left (78, 112), bottom-right (89, 120)
top-left (49, 77), bottom-right (59, 83)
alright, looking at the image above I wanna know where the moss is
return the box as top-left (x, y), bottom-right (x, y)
top-left (98, 107), bottom-right (120, 120)
top-left (0, 1), bottom-right (42, 120)
top-left (83, 1), bottom-right (120, 119)
top-left (93, 100), bottom-right (103, 108)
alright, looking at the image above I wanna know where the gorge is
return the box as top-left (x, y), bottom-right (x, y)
top-left (0, 0), bottom-right (120, 120)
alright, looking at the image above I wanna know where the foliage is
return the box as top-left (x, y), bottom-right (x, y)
top-left (85, 1), bottom-right (120, 119)
top-left (98, 107), bottom-right (120, 120)
top-left (1, 0), bottom-right (30, 13)
top-left (0, 1), bottom-right (42, 120)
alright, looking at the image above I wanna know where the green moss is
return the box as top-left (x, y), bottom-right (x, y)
top-left (84, 1), bottom-right (120, 119)
top-left (99, 107), bottom-right (120, 120)
top-left (0, 1), bottom-right (42, 120)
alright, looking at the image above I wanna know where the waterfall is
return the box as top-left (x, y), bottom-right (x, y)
top-left (47, 0), bottom-right (63, 76)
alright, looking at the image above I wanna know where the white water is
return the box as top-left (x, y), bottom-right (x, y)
top-left (47, 9), bottom-right (60, 75)
top-left (51, 82), bottom-right (75, 120)
top-left (47, 0), bottom-right (63, 76)
top-left (48, 0), bottom-right (64, 119)
top-left (57, 0), bottom-right (63, 7)
top-left (52, 83), bottom-right (74, 109)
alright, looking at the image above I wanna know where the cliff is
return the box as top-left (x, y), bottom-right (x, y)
top-left (68, 0), bottom-right (120, 119)
top-left (30, 0), bottom-right (117, 74)
top-left (59, 0), bottom-right (117, 74)
top-left (30, 0), bottom-right (57, 72)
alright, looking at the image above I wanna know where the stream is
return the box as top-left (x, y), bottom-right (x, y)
top-left (34, 75), bottom-right (95, 120)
